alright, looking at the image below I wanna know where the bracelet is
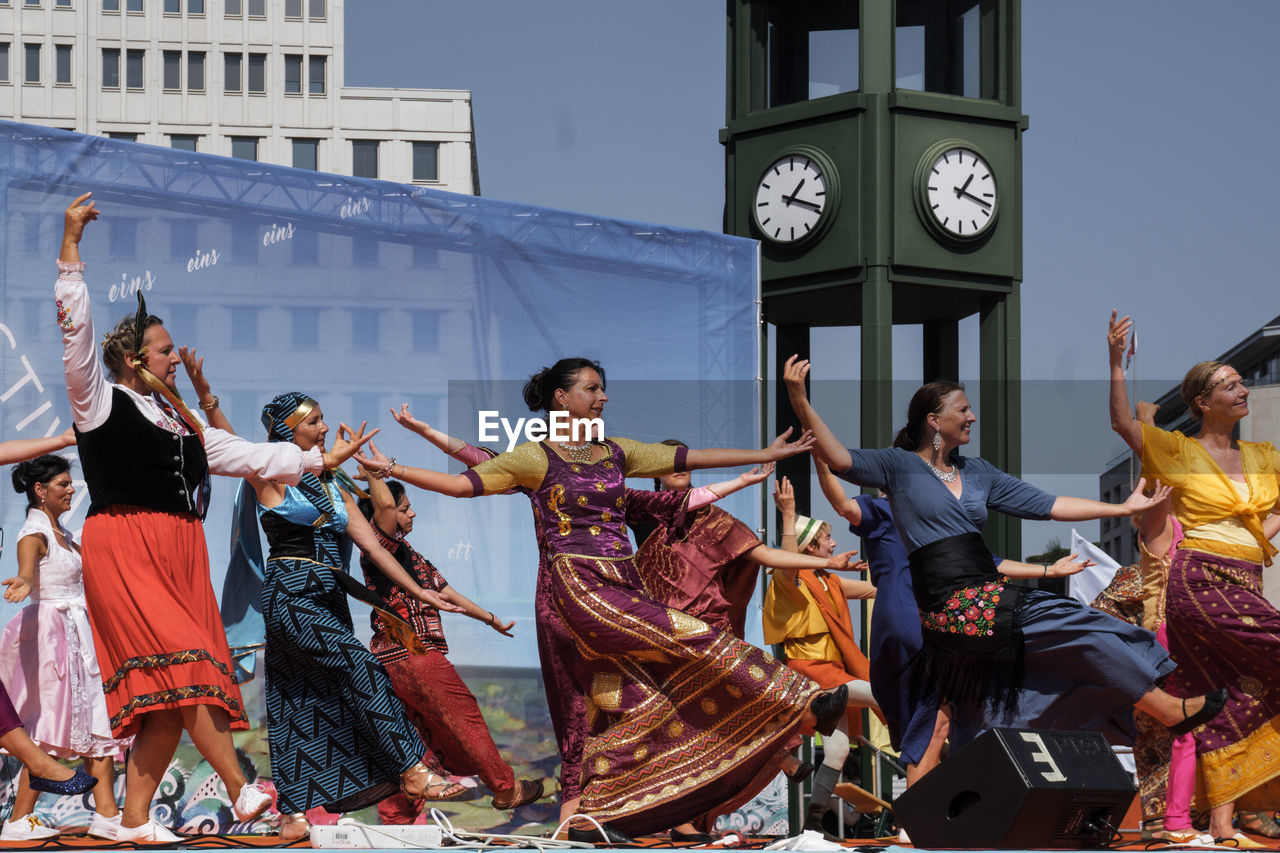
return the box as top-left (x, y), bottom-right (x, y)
top-left (199, 396), bottom-right (220, 410)
top-left (368, 457), bottom-right (397, 480)
top-left (1042, 564), bottom-right (1049, 578)
top-left (487, 611), bottom-right (496, 626)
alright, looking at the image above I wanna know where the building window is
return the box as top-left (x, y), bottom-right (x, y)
top-left (102, 0), bottom-right (118, 9)
top-left (170, 134), bottom-right (197, 150)
top-left (292, 138), bottom-right (318, 170)
top-left (126, 0), bottom-right (142, 10)
top-left (411, 310), bottom-right (440, 351)
top-left (292, 307), bottom-right (319, 349)
top-left (230, 136), bottom-right (258, 161)
top-left (106, 131), bottom-right (137, 140)
top-left (55, 0), bottom-right (71, 6)
top-left (224, 0), bottom-right (238, 13)
top-left (229, 306), bottom-right (258, 349)
top-left (353, 236), bottom-right (378, 266)
top-left (308, 0), bottom-right (322, 18)
top-left (231, 220), bottom-right (257, 264)
top-left (54, 45), bottom-right (71, 84)
top-left (163, 0), bottom-right (178, 11)
top-left (412, 142), bottom-right (439, 182)
top-left (102, 48), bottom-right (119, 88)
top-left (0, 44), bottom-right (9, 84)
top-left (168, 219), bottom-right (197, 263)
top-left (284, 0), bottom-right (299, 17)
top-left (412, 242), bottom-right (438, 268)
top-left (163, 50), bottom-right (181, 90)
top-left (308, 55), bottom-right (324, 95)
top-left (283, 54), bottom-right (301, 94)
top-left (25, 0), bottom-right (39, 6)
top-left (247, 52), bottom-right (265, 93)
top-left (247, 0), bottom-right (262, 15)
top-left (352, 140), bottom-right (378, 179)
top-left (223, 52), bottom-right (240, 92)
top-left (350, 309), bottom-right (379, 350)
top-left (24, 44), bottom-right (40, 84)
top-left (188, 0), bottom-right (201, 12)
top-left (187, 51), bottom-right (204, 91)
top-left (125, 49), bottom-right (143, 89)
top-left (292, 228), bottom-right (318, 265)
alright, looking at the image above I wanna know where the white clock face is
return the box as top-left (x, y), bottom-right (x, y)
top-left (924, 147), bottom-right (998, 239)
top-left (754, 153), bottom-right (829, 244)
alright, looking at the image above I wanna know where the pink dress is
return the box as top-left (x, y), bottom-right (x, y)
top-left (0, 509), bottom-right (126, 758)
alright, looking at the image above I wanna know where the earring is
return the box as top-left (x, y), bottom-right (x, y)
top-left (932, 431), bottom-right (943, 452)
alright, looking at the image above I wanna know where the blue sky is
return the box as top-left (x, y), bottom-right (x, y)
top-left (346, 1), bottom-right (1280, 554)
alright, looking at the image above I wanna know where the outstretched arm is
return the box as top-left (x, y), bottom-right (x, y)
top-left (1108, 310), bottom-right (1143, 455)
top-left (1051, 478), bottom-right (1171, 521)
top-left (997, 554), bottom-right (1092, 580)
top-left (355, 443), bottom-right (475, 498)
top-left (783, 355), bottom-right (853, 472)
top-left (437, 584), bottom-right (514, 637)
top-left (683, 427), bottom-right (815, 471)
top-left (0, 431), bottom-right (75, 466)
top-left (751, 543), bottom-right (864, 574)
top-left (390, 404), bottom-right (469, 457)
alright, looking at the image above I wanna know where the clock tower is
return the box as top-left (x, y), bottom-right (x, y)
top-left (723, 0), bottom-right (1027, 558)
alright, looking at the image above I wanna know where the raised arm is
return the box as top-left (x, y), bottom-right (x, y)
top-left (773, 475), bottom-right (799, 553)
top-left (783, 355), bottom-right (853, 472)
top-left (359, 441), bottom-right (399, 535)
top-left (56, 193), bottom-right (113, 432)
top-left (390, 404), bottom-right (469, 457)
top-left (1108, 310), bottom-right (1143, 454)
top-left (0, 431), bottom-right (75, 466)
top-left (180, 346), bottom-right (234, 433)
top-left (815, 460), bottom-right (861, 526)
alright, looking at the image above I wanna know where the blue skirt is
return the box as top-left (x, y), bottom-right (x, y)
top-left (946, 589), bottom-right (1175, 751)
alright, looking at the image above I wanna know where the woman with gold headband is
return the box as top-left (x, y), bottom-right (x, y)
top-left (356, 357), bottom-right (853, 844)
top-left (1109, 310), bottom-right (1280, 845)
top-left (55, 194), bottom-right (376, 842)
top-left (242, 392), bottom-right (468, 841)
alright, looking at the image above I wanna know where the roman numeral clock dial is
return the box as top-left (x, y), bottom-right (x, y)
top-left (752, 147), bottom-right (839, 246)
top-left (915, 141), bottom-right (1000, 245)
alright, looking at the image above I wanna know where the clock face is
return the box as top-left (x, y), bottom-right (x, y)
top-left (922, 145), bottom-right (999, 241)
top-left (753, 152), bottom-right (832, 244)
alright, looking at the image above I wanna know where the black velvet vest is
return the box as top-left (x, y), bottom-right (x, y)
top-left (76, 387), bottom-right (208, 517)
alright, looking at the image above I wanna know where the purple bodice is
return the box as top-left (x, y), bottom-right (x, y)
top-left (529, 440), bottom-right (635, 560)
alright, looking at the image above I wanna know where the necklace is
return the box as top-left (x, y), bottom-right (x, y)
top-left (558, 441), bottom-right (593, 463)
top-left (923, 456), bottom-right (958, 484)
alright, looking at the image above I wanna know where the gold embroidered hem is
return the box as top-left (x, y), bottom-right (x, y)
top-left (1198, 713), bottom-right (1280, 807)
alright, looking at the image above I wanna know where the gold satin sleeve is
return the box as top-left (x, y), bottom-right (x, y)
top-left (612, 436), bottom-right (680, 478)
top-left (1138, 422), bottom-right (1188, 489)
top-left (467, 440), bottom-right (548, 495)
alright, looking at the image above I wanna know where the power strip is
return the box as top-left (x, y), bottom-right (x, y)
top-left (310, 822), bottom-right (445, 849)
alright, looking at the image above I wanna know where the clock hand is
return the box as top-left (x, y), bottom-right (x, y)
top-left (959, 189), bottom-right (992, 209)
top-left (785, 197), bottom-right (822, 212)
top-left (953, 173), bottom-right (975, 199)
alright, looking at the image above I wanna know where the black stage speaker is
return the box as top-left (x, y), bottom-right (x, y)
top-left (894, 728), bottom-right (1136, 849)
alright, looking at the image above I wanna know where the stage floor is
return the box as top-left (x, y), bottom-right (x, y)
top-left (15, 830), bottom-right (1280, 851)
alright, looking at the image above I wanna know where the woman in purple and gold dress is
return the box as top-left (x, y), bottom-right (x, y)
top-left (357, 358), bottom-right (850, 842)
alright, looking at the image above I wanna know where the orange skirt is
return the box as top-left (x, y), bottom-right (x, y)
top-left (81, 506), bottom-right (248, 739)
top-left (788, 657), bottom-right (864, 739)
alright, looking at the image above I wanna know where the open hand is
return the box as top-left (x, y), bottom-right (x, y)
top-left (736, 462), bottom-right (775, 488)
top-left (1047, 553), bottom-right (1094, 578)
top-left (1108, 310), bottom-right (1134, 367)
top-left (390, 403), bottom-right (430, 436)
top-left (783, 355), bottom-right (812, 403)
top-left (825, 550), bottom-right (862, 571)
top-left (325, 421), bottom-right (380, 469)
top-left (178, 346), bottom-right (213, 398)
top-left (1121, 477), bottom-right (1173, 515)
top-left (488, 615), bottom-right (516, 637)
top-left (63, 193), bottom-right (100, 243)
top-left (2, 577), bottom-right (31, 604)
top-left (765, 426), bottom-right (816, 461)
top-left (772, 475), bottom-right (795, 515)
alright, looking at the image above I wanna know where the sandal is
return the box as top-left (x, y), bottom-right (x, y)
top-left (1169, 689), bottom-right (1228, 736)
top-left (400, 762), bottom-right (467, 801)
top-left (1238, 812), bottom-right (1280, 839)
top-left (279, 813), bottom-right (311, 843)
top-left (491, 778), bottom-right (544, 810)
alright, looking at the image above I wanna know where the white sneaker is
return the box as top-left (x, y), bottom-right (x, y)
top-left (1, 814), bottom-right (60, 841)
top-left (116, 819), bottom-right (182, 843)
top-left (232, 781), bottom-right (273, 821)
top-left (88, 812), bottom-right (122, 840)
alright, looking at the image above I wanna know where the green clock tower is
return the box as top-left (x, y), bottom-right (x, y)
top-left (723, 0), bottom-right (1026, 558)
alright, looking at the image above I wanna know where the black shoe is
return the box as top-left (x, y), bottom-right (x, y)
top-left (1169, 688), bottom-right (1228, 737)
top-left (567, 822), bottom-right (635, 846)
top-left (784, 759), bottom-right (814, 785)
top-left (809, 684), bottom-right (848, 737)
top-left (29, 768), bottom-right (96, 795)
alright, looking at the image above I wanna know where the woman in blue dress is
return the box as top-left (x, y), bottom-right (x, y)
top-left (783, 356), bottom-right (1226, 751)
top-left (246, 392), bottom-right (466, 838)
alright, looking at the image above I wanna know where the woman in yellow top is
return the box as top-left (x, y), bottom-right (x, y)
top-left (1109, 311), bottom-right (1280, 845)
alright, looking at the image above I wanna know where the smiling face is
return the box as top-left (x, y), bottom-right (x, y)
top-left (804, 528), bottom-right (836, 559)
top-left (139, 325), bottom-right (181, 391)
top-left (553, 368), bottom-right (608, 422)
top-left (395, 492), bottom-right (416, 535)
top-left (1197, 365), bottom-right (1249, 422)
top-left (36, 472), bottom-right (74, 516)
top-left (928, 390), bottom-right (977, 448)
top-left (291, 405), bottom-right (329, 451)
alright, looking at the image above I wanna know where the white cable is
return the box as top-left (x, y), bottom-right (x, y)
top-left (427, 807), bottom-right (593, 850)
